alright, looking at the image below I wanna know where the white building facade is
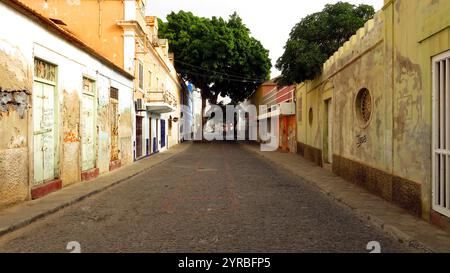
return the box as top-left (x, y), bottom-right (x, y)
top-left (0, 0), bottom-right (134, 206)
top-left (119, 0), bottom-right (182, 160)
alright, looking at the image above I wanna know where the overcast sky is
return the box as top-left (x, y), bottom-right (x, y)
top-left (147, 0), bottom-right (384, 78)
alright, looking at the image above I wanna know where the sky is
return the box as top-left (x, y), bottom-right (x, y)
top-left (147, 0), bottom-right (385, 78)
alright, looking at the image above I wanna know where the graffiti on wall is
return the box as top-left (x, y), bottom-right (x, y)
top-left (0, 88), bottom-right (29, 118)
top-left (63, 90), bottom-right (81, 143)
top-left (356, 134), bottom-right (368, 148)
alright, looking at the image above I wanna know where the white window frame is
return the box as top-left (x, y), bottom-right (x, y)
top-left (432, 50), bottom-right (450, 217)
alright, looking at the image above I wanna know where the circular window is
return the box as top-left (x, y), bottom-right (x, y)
top-left (355, 88), bottom-right (372, 127)
top-left (308, 108), bottom-right (313, 126)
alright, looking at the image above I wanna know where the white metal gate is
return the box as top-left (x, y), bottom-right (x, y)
top-left (33, 81), bottom-right (56, 185)
top-left (433, 50), bottom-right (450, 217)
top-left (82, 78), bottom-right (96, 171)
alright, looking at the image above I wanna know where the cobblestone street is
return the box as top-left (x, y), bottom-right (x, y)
top-left (0, 142), bottom-right (410, 253)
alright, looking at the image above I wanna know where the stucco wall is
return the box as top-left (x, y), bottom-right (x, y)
top-left (391, 0), bottom-right (450, 218)
top-left (0, 37), bottom-right (31, 207)
top-left (0, 2), bottom-right (134, 206)
top-left (20, 0), bottom-right (126, 69)
top-left (295, 0), bottom-right (450, 219)
top-left (61, 89), bottom-right (80, 185)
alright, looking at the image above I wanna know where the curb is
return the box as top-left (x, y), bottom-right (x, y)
top-left (240, 143), bottom-right (436, 253)
top-left (0, 143), bottom-right (191, 238)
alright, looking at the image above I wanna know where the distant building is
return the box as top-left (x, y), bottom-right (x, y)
top-left (180, 81), bottom-right (194, 142)
top-left (249, 79), bottom-right (296, 153)
top-left (192, 88), bottom-right (203, 139)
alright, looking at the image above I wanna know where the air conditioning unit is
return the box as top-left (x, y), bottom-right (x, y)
top-left (135, 99), bottom-right (146, 111)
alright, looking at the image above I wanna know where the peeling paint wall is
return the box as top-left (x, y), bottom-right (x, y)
top-left (391, 0), bottom-right (450, 219)
top-left (97, 77), bottom-right (111, 174)
top-left (0, 37), bottom-right (31, 208)
top-left (295, 0), bottom-right (450, 220)
top-left (0, 2), bottom-right (134, 207)
top-left (61, 89), bottom-right (80, 186)
top-left (119, 107), bottom-right (133, 165)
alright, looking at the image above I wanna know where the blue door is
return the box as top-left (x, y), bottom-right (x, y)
top-left (161, 119), bottom-right (166, 148)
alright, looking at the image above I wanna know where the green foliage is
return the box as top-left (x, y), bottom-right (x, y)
top-left (276, 2), bottom-right (375, 85)
top-left (158, 11), bottom-right (271, 104)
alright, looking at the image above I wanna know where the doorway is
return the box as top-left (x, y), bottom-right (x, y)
top-left (161, 119), bottom-right (166, 148)
top-left (323, 99), bottom-right (333, 165)
top-left (432, 51), bottom-right (450, 217)
top-left (110, 87), bottom-right (119, 162)
top-left (33, 80), bottom-right (57, 185)
top-left (81, 77), bottom-right (96, 172)
top-left (148, 116), bottom-right (152, 155)
top-left (136, 116), bottom-right (143, 158)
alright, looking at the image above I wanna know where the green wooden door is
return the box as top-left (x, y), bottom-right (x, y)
top-left (33, 81), bottom-right (56, 185)
top-left (81, 78), bottom-right (96, 171)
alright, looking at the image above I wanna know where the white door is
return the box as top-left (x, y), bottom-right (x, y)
top-left (433, 51), bottom-right (450, 217)
top-left (82, 78), bottom-right (96, 171)
top-left (33, 81), bottom-right (56, 185)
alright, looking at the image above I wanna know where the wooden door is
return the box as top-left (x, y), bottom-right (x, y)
top-left (110, 88), bottom-right (119, 162)
top-left (136, 116), bottom-right (143, 158)
top-left (33, 81), bottom-right (56, 185)
top-left (81, 78), bottom-right (96, 171)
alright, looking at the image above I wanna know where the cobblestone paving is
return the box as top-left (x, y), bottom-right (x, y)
top-left (0, 142), bottom-right (411, 253)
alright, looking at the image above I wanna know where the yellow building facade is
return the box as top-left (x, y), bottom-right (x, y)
top-left (296, 0), bottom-right (450, 229)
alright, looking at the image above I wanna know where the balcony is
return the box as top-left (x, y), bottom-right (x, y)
top-left (145, 89), bottom-right (177, 114)
top-left (117, 1), bottom-right (148, 36)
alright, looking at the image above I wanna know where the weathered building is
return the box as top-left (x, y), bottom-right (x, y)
top-left (249, 79), bottom-right (296, 153)
top-left (19, 0), bottom-right (184, 161)
top-left (295, 0), bottom-right (450, 230)
top-left (0, 0), bottom-right (134, 207)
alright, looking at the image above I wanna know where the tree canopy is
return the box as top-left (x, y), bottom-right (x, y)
top-left (276, 2), bottom-right (375, 85)
top-left (158, 11), bottom-right (271, 105)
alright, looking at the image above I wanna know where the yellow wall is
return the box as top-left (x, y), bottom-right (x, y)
top-left (296, 0), bottom-right (450, 219)
top-left (391, 0), bottom-right (450, 217)
top-left (19, 0), bottom-right (125, 68)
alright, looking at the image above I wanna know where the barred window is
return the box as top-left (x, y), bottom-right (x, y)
top-left (355, 88), bottom-right (372, 127)
top-left (34, 59), bottom-right (56, 82)
top-left (110, 87), bottom-right (119, 101)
